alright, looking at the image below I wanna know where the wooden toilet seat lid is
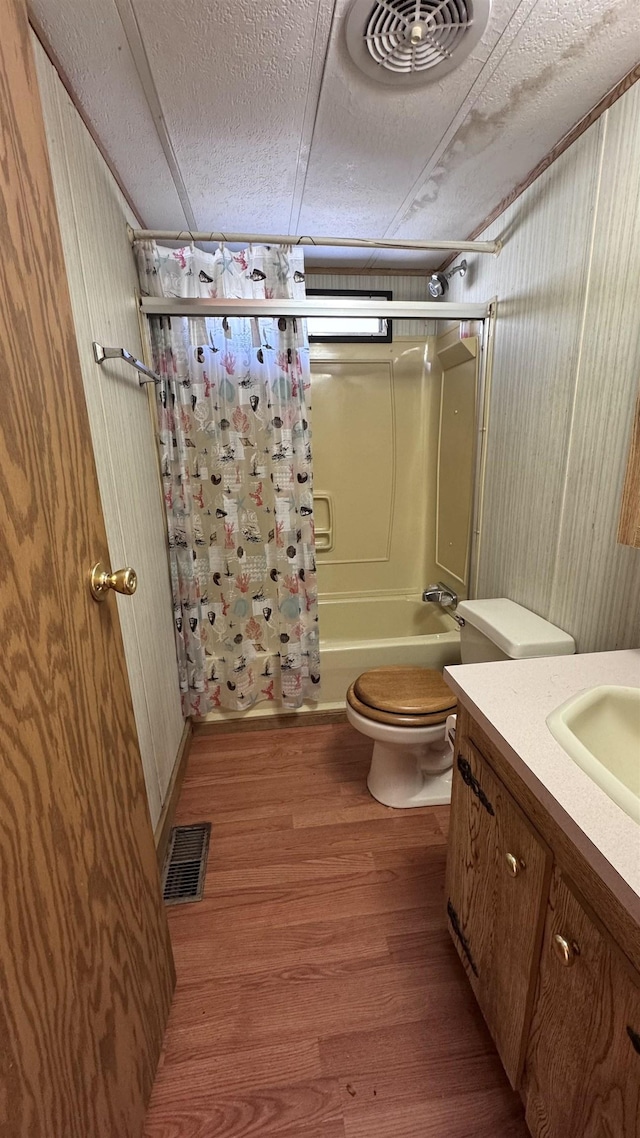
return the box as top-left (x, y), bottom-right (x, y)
top-left (347, 683), bottom-right (453, 727)
top-left (353, 666), bottom-right (456, 718)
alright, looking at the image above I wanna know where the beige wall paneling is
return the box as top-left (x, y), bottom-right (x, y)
top-left (448, 122), bottom-right (606, 620)
top-left (546, 86), bottom-right (640, 649)
top-left (311, 339), bottom-right (441, 601)
top-left (446, 82), bottom-right (640, 650)
top-left (447, 78), bottom-right (640, 650)
top-left (306, 273), bottom-right (437, 337)
top-left (34, 39), bottom-right (184, 827)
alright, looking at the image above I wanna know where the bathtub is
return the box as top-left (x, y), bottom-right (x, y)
top-left (318, 595), bottom-right (461, 705)
top-left (199, 594), bottom-right (460, 724)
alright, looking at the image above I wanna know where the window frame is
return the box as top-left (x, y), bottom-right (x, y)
top-left (306, 288), bottom-right (393, 344)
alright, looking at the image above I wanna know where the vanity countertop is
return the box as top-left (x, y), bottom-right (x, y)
top-left (444, 649), bottom-right (640, 910)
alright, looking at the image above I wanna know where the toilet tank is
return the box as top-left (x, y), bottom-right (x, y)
top-left (456, 598), bottom-right (576, 664)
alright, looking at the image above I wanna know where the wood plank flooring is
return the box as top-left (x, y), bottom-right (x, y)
top-left (144, 723), bottom-right (528, 1138)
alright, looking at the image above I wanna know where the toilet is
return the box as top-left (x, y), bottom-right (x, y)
top-left (346, 598), bottom-right (575, 808)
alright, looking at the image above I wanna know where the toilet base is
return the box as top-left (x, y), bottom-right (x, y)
top-left (366, 739), bottom-right (453, 809)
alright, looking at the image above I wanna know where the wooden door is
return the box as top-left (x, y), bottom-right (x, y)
top-left (525, 869), bottom-right (640, 1137)
top-left (445, 736), bottom-right (552, 1087)
top-left (0, 2), bottom-right (174, 1135)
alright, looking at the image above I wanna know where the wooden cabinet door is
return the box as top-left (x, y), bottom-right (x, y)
top-left (0, 2), bottom-right (174, 1135)
top-left (445, 736), bottom-right (552, 1087)
top-left (525, 870), bottom-right (640, 1138)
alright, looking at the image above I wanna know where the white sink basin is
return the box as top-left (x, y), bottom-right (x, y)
top-left (547, 685), bottom-right (640, 824)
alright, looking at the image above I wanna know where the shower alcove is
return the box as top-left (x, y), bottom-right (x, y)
top-left (137, 288), bottom-right (490, 725)
top-left (205, 322), bottom-right (482, 723)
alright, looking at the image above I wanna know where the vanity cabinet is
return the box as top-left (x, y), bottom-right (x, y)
top-left (446, 737), bottom-right (552, 1086)
top-left (525, 869), bottom-right (640, 1138)
top-left (447, 707), bottom-right (640, 1138)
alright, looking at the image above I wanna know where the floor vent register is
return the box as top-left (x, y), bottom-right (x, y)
top-left (161, 822), bottom-right (211, 905)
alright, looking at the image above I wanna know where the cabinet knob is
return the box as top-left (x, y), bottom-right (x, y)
top-left (505, 852), bottom-right (525, 877)
top-left (553, 933), bottom-right (579, 967)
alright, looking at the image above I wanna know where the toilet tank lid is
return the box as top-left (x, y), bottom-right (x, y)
top-left (456, 598), bottom-right (576, 659)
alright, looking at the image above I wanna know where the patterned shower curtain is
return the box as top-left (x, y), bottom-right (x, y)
top-left (134, 241), bottom-right (320, 716)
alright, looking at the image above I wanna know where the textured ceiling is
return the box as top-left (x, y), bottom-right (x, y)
top-left (30, 0), bottom-right (640, 270)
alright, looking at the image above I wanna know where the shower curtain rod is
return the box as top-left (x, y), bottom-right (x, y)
top-left (128, 225), bottom-right (501, 257)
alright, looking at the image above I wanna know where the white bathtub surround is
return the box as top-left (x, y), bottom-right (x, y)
top-left (444, 650), bottom-right (640, 905)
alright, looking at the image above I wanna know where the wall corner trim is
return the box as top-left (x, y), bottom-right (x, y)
top-left (154, 720), bottom-right (192, 871)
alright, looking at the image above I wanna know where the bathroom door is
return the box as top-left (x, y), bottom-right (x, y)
top-left (0, 3), bottom-right (174, 1136)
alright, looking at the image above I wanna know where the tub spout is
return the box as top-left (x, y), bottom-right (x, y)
top-left (422, 582), bottom-right (459, 610)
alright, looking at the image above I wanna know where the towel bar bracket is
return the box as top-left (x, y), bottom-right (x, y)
top-left (92, 341), bottom-right (160, 386)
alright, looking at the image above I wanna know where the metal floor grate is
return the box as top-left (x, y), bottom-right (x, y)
top-left (161, 822), bottom-right (211, 905)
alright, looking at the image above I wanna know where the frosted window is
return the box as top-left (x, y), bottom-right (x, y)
top-left (306, 316), bottom-right (388, 338)
top-left (306, 290), bottom-right (392, 342)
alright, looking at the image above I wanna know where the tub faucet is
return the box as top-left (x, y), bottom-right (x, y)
top-left (422, 582), bottom-right (459, 610)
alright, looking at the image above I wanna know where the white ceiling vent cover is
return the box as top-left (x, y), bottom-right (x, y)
top-left (346, 0), bottom-right (491, 86)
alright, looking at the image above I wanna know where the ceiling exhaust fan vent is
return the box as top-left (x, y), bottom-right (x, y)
top-left (346, 0), bottom-right (491, 86)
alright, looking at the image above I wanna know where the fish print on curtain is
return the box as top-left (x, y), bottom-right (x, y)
top-left (134, 241), bottom-right (320, 716)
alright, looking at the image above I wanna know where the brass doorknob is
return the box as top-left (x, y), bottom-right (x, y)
top-left (505, 852), bottom-right (525, 877)
top-left (553, 933), bottom-right (579, 967)
top-left (90, 561), bottom-right (137, 602)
